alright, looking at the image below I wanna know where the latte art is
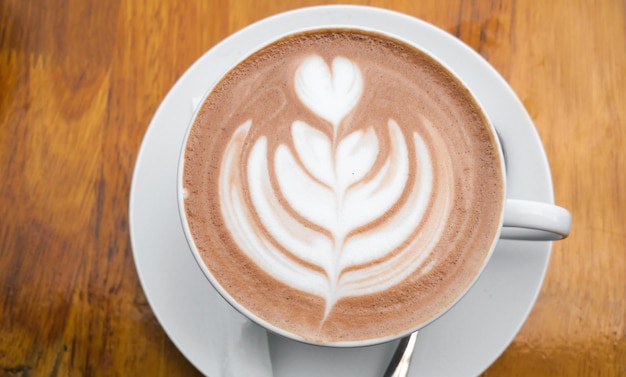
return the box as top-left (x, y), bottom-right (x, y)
top-left (220, 55), bottom-right (453, 316)
top-left (183, 30), bottom-right (504, 343)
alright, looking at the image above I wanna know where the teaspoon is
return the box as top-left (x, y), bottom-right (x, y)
top-left (383, 331), bottom-right (418, 377)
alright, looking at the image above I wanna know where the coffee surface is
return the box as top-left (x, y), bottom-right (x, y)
top-left (183, 30), bottom-right (504, 343)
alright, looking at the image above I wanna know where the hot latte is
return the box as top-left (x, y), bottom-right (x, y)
top-left (182, 29), bottom-right (504, 343)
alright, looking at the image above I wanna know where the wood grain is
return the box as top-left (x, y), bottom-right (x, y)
top-left (1, 0), bottom-right (624, 376)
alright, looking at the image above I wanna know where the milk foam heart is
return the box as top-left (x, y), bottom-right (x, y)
top-left (183, 30), bottom-right (504, 343)
top-left (295, 56), bottom-right (362, 130)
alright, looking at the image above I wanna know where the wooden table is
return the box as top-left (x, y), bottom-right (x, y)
top-left (1, 1), bottom-right (624, 376)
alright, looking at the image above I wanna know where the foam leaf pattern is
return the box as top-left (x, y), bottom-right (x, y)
top-left (219, 55), bottom-right (450, 315)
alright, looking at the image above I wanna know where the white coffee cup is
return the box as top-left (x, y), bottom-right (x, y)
top-left (177, 6), bottom-right (571, 347)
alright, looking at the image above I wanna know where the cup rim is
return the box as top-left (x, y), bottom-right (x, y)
top-left (176, 7), bottom-right (507, 348)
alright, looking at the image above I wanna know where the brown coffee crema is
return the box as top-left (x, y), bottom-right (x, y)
top-left (183, 29), bottom-right (504, 343)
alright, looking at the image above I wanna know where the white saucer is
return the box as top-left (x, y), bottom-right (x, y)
top-left (129, 6), bottom-right (555, 376)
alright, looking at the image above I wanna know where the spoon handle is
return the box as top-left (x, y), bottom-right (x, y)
top-left (383, 331), bottom-right (418, 377)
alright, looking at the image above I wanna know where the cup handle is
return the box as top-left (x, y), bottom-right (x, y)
top-left (501, 199), bottom-right (572, 241)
